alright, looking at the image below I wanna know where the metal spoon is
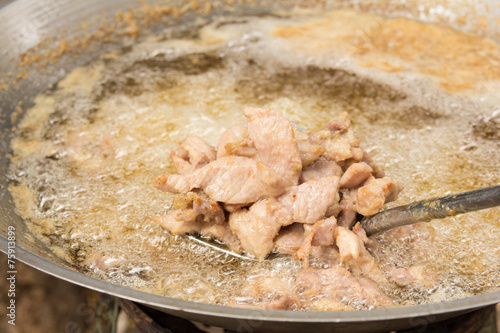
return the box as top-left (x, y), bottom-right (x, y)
top-left (360, 184), bottom-right (500, 236)
top-left (188, 185), bottom-right (500, 260)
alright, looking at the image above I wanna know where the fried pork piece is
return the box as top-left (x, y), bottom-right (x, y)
top-left (274, 222), bottom-right (341, 266)
top-left (352, 222), bottom-right (379, 252)
top-left (336, 190), bottom-right (357, 229)
top-left (297, 267), bottom-right (393, 309)
top-left (300, 158), bottom-right (342, 183)
top-left (296, 216), bottom-right (338, 267)
top-left (380, 223), bottom-right (436, 287)
top-left (278, 176), bottom-right (340, 224)
top-left (309, 245), bottom-right (341, 266)
top-left (309, 112), bottom-right (361, 163)
top-left (200, 223), bottom-right (242, 253)
top-left (146, 209), bottom-right (200, 235)
top-left (274, 223), bottom-right (305, 253)
top-left (309, 129), bottom-right (351, 162)
top-left (274, 219), bottom-right (339, 254)
top-left (170, 136), bottom-right (216, 174)
top-left (216, 124), bottom-right (256, 158)
top-left (146, 189), bottom-right (223, 232)
top-left (155, 156), bottom-right (283, 204)
top-left (185, 189), bottom-right (225, 224)
top-left (230, 276), bottom-right (300, 310)
top-left (223, 203), bottom-right (246, 212)
top-left (362, 148), bottom-right (385, 178)
top-left (147, 190), bottom-right (242, 252)
top-left (388, 266), bottom-right (430, 287)
top-left (244, 107), bottom-right (302, 188)
top-left (294, 130), bottom-right (324, 167)
top-left (155, 107), bottom-right (301, 204)
top-left (175, 189), bottom-right (225, 223)
top-left (311, 216), bottom-right (338, 246)
top-left (340, 162), bottom-right (373, 189)
top-left (325, 201), bottom-right (342, 218)
top-left (229, 198), bottom-right (292, 260)
top-left (336, 227), bottom-right (387, 284)
top-left (147, 190), bottom-right (218, 226)
top-left (356, 176), bottom-right (403, 216)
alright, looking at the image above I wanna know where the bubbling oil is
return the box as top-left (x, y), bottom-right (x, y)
top-left (8, 10), bottom-right (500, 309)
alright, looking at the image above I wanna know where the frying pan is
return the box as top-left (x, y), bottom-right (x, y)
top-left (0, 1), bottom-right (499, 332)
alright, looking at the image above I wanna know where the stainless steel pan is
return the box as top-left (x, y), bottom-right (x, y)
top-left (1, 1), bottom-right (499, 332)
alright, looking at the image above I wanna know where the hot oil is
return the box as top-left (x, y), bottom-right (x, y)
top-left (8, 10), bottom-right (500, 309)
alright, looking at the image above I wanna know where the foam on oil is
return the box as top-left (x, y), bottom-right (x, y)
top-left (8, 10), bottom-right (500, 309)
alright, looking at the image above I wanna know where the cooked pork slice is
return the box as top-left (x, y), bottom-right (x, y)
top-left (352, 222), bottom-right (379, 252)
top-left (336, 227), bottom-right (387, 284)
top-left (200, 222), bottom-right (242, 253)
top-left (322, 134), bottom-right (353, 162)
top-left (170, 136), bottom-right (216, 174)
top-left (311, 216), bottom-right (338, 247)
top-left (146, 210), bottom-right (201, 235)
top-left (296, 217), bottom-right (337, 267)
top-left (146, 189), bottom-right (225, 234)
top-left (296, 223), bottom-right (317, 268)
top-left (356, 177), bottom-right (403, 216)
top-left (388, 266), bottom-right (435, 287)
top-left (325, 202), bottom-right (342, 218)
top-left (362, 148), bottom-right (385, 178)
top-left (275, 218), bottom-right (338, 259)
top-left (349, 188), bottom-right (359, 202)
top-left (155, 156), bottom-right (284, 204)
top-left (309, 245), bottom-right (341, 266)
top-left (351, 222), bottom-right (369, 242)
top-left (244, 107), bottom-right (302, 188)
top-left (325, 112), bottom-right (360, 148)
top-left (234, 276), bottom-right (300, 310)
top-left (300, 158), bottom-right (343, 183)
top-left (229, 198), bottom-right (292, 260)
top-left (340, 162), bottom-right (373, 189)
top-left (250, 296), bottom-right (300, 310)
top-left (170, 153), bottom-right (210, 175)
top-left (216, 124), bottom-right (257, 159)
top-left (337, 191), bottom-right (357, 229)
top-left (309, 129), bottom-right (332, 145)
top-left (325, 113), bottom-right (350, 132)
top-left (157, 107), bottom-right (303, 203)
top-left (384, 178), bottom-right (404, 203)
top-left (389, 267), bottom-right (418, 286)
top-left (184, 190), bottom-right (225, 224)
top-left (351, 147), bottom-right (364, 162)
top-left (248, 198), bottom-right (293, 227)
top-left (297, 139), bottom-right (324, 167)
top-left (274, 223), bottom-right (305, 253)
top-left (308, 112), bottom-right (361, 163)
top-left (297, 267), bottom-right (393, 309)
top-left (278, 176), bottom-right (340, 224)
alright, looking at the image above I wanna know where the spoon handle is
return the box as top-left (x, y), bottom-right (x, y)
top-left (360, 185), bottom-right (500, 236)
